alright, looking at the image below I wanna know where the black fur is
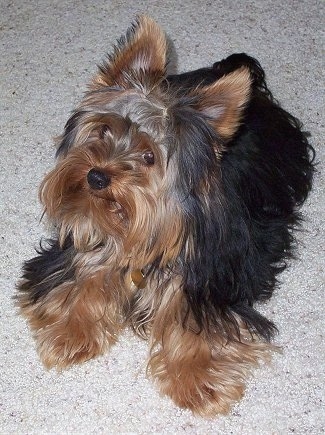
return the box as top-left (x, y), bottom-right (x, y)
top-left (19, 237), bottom-right (76, 303)
top-left (56, 111), bottom-right (87, 157)
top-left (167, 53), bottom-right (315, 340)
top-left (18, 53), bottom-right (314, 343)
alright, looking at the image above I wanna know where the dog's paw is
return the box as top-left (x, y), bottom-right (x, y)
top-left (35, 320), bottom-right (113, 370)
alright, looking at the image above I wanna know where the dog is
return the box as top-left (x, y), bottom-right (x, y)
top-left (17, 16), bottom-right (315, 416)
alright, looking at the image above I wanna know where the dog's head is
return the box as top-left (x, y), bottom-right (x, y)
top-left (41, 16), bottom-right (251, 268)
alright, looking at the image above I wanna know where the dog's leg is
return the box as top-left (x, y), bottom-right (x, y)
top-left (148, 286), bottom-right (275, 416)
top-left (17, 243), bottom-right (125, 369)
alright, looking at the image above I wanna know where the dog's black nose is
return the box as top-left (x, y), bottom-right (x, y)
top-left (87, 168), bottom-right (110, 190)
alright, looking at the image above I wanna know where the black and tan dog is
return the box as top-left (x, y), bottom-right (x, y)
top-left (17, 16), bottom-right (314, 416)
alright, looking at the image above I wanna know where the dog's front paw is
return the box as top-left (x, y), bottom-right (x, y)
top-left (35, 320), bottom-right (114, 369)
top-left (151, 360), bottom-right (244, 416)
top-left (149, 327), bottom-right (275, 416)
top-left (18, 279), bottom-right (121, 370)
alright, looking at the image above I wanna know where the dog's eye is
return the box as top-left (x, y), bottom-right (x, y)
top-left (142, 150), bottom-right (155, 165)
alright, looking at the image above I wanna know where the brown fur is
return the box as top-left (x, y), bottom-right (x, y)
top-left (130, 276), bottom-right (276, 416)
top-left (19, 252), bottom-right (130, 369)
top-left (91, 15), bottom-right (167, 91)
top-left (17, 16), bottom-right (280, 417)
top-left (150, 309), bottom-right (276, 416)
top-left (191, 67), bottom-right (251, 140)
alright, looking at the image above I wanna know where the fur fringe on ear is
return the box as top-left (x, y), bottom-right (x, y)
top-left (91, 15), bottom-right (168, 90)
top-left (191, 67), bottom-right (252, 140)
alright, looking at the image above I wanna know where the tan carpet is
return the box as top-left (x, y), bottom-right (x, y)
top-left (1, 1), bottom-right (324, 433)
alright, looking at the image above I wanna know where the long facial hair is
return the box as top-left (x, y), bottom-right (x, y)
top-left (17, 16), bottom-right (315, 416)
top-left (40, 16), bottom-right (251, 275)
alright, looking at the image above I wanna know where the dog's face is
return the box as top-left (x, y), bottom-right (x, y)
top-left (41, 16), bottom-right (251, 267)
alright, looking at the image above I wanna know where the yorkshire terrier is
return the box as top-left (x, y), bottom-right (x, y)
top-left (17, 16), bottom-right (315, 416)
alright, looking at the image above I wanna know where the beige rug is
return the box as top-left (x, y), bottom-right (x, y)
top-left (1, 0), bottom-right (324, 433)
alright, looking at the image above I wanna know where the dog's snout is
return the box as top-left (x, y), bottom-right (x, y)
top-left (87, 168), bottom-right (110, 190)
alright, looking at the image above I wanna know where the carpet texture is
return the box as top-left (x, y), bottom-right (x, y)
top-left (1, 1), bottom-right (324, 433)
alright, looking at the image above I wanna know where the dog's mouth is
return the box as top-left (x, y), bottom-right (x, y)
top-left (89, 187), bottom-right (114, 200)
top-left (89, 189), bottom-right (124, 214)
top-left (107, 200), bottom-right (125, 218)
top-left (90, 189), bottom-right (128, 224)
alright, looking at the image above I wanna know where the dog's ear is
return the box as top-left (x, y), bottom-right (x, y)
top-left (91, 16), bottom-right (167, 91)
top-left (192, 67), bottom-right (251, 140)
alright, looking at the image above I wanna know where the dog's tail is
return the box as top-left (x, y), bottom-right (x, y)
top-left (212, 53), bottom-right (271, 97)
top-left (167, 53), bottom-right (271, 97)
top-left (216, 54), bottom-right (315, 206)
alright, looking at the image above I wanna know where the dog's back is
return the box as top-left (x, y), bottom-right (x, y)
top-left (167, 53), bottom-right (315, 339)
